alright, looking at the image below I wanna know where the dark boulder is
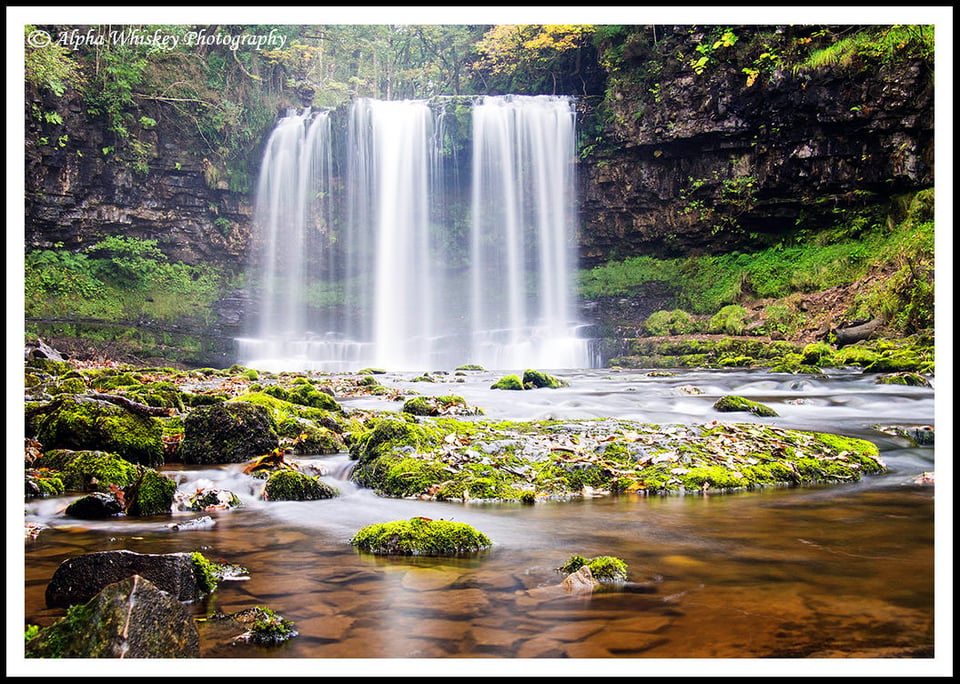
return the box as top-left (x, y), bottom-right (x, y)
top-left (179, 401), bottom-right (279, 464)
top-left (45, 550), bottom-right (214, 608)
top-left (65, 492), bottom-right (124, 519)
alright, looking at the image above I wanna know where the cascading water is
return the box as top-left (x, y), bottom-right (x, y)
top-left (239, 95), bottom-right (592, 372)
top-left (469, 95), bottom-right (586, 370)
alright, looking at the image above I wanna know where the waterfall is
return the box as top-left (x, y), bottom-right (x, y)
top-left (469, 95), bottom-right (585, 370)
top-left (239, 96), bottom-right (591, 372)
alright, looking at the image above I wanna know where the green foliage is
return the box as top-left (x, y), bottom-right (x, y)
top-left (708, 305), bottom-right (749, 335)
top-left (24, 25), bottom-right (82, 96)
top-left (798, 25), bottom-right (934, 72)
top-left (643, 309), bottom-right (698, 336)
top-left (24, 236), bottom-right (230, 325)
top-left (580, 194), bottom-right (934, 322)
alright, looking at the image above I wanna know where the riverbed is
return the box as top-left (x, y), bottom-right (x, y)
top-left (20, 367), bottom-right (943, 674)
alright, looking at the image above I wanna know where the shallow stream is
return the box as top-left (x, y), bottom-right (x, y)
top-left (22, 368), bottom-right (939, 669)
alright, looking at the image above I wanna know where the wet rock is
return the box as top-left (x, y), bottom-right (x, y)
top-left (45, 549), bottom-right (217, 607)
top-left (27, 575), bottom-right (200, 658)
top-left (30, 397), bottom-right (164, 466)
top-left (713, 394), bottom-right (779, 417)
top-left (180, 401), bottom-right (279, 464)
top-left (214, 606), bottom-right (298, 646)
top-left (65, 492), bottom-right (124, 519)
top-left (263, 470), bottom-right (338, 501)
top-left (560, 565), bottom-right (599, 594)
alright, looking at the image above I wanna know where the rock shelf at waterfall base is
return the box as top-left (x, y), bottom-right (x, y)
top-left (24, 351), bottom-right (889, 512)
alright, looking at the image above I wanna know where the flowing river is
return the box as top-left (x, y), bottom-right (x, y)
top-left (21, 367), bottom-right (941, 673)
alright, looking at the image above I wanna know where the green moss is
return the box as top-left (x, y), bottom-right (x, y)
top-left (191, 552), bottom-right (221, 597)
top-left (90, 371), bottom-right (139, 391)
top-left (189, 489), bottom-right (242, 510)
top-left (350, 517), bottom-right (492, 556)
top-left (26, 357), bottom-right (73, 376)
top-left (801, 341), bottom-right (835, 366)
top-left (491, 374), bottom-right (524, 390)
top-left (125, 381), bottom-right (186, 411)
top-left (522, 369), bottom-right (568, 389)
top-left (25, 468), bottom-right (65, 498)
top-left (455, 364), bottom-right (485, 371)
top-left (263, 470), bottom-right (339, 501)
top-left (55, 451), bottom-right (140, 492)
top-left (244, 607), bottom-right (298, 646)
top-left (290, 424), bottom-right (344, 454)
top-left (643, 309), bottom-right (698, 336)
top-left (708, 305), bottom-right (749, 335)
top-left (713, 395), bottom-right (779, 417)
top-left (33, 397), bottom-right (164, 466)
top-left (126, 468), bottom-right (177, 516)
top-left (51, 377), bottom-right (87, 395)
top-left (875, 372), bottom-right (931, 386)
top-left (401, 395), bottom-right (480, 416)
top-left (557, 554), bottom-right (628, 581)
top-left (349, 415), bottom-right (444, 463)
top-left (263, 383), bottom-right (342, 413)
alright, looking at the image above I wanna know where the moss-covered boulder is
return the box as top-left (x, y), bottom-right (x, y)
top-left (263, 470), bottom-right (339, 501)
top-left (125, 381), bottom-right (187, 411)
top-left (125, 469), bottom-right (177, 516)
top-left (262, 382), bottom-right (342, 413)
top-left (522, 369), bottom-right (568, 389)
top-left (289, 424), bottom-right (345, 455)
top-left (490, 374), bottom-right (524, 390)
top-left (180, 401), bottom-right (279, 464)
top-left (557, 554), bottom-right (628, 582)
top-left (33, 449), bottom-right (140, 493)
top-left (27, 575), bottom-right (200, 658)
top-left (25, 468), bottom-right (65, 499)
top-left (401, 395), bottom-right (483, 417)
top-left (713, 395), bottom-right (779, 417)
top-left (31, 397), bottom-right (164, 466)
top-left (188, 488), bottom-right (243, 511)
top-left (875, 372), bottom-right (932, 387)
top-left (351, 517), bottom-right (492, 556)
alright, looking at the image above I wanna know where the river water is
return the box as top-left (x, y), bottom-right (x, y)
top-left (20, 368), bottom-right (945, 675)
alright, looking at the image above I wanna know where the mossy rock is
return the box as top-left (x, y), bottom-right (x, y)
top-left (33, 449), bottom-right (140, 492)
top-left (25, 468), bottom-right (65, 499)
top-left (801, 342), bottom-right (835, 366)
top-left (126, 468), bottom-right (177, 516)
top-left (25, 357), bottom-right (73, 376)
top-left (455, 364), bottom-right (485, 371)
top-left (229, 392), bottom-right (345, 433)
top-left (350, 517), bottom-right (492, 556)
top-left (223, 607), bottom-right (298, 646)
top-left (189, 489), bottom-right (243, 511)
top-left (289, 424), bottom-right (345, 455)
top-left (401, 395), bottom-right (481, 416)
top-left (180, 401), bottom-right (279, 465)
top-left (713, 395), bottom-right (779, 417)
top-left (262, 383), bottom-right (342, 413)
top-left (125, 381), bottom-right (187, 411)
top-left (50, 377), bottom-right (88, 396)
top-left (89, 372), bottom-right (140, 391)
top-left (557, 554), bottom-right (628, 582)
top-left (875, 372), bottom-right (932, 387)
top-left (32, 397), bottom-right (164, 467)
top-left (522, 369), bottom-right (568, 389)
top-left (348, 415), bottom-right (443, 463)
top-left (263, 470), bottom-right (338, 501)
top-left (491, 374), bottom-right (524, 390)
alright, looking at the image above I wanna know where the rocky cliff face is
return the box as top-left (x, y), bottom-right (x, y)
top-left (576, 28), bottom-right (934, 266)
top-left (25, 87), bottom-right (256, 269)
